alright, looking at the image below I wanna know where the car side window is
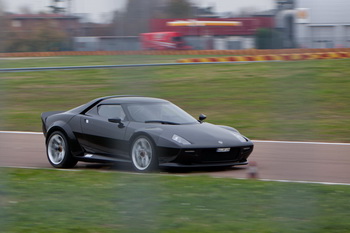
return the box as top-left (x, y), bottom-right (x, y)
top-left (98, 105), bottom-right (126, 120)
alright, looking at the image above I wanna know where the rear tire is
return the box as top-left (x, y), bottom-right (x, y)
top-left (130, 135), bottom-right (158, 172)
top-left (46, 131), bottom-right (77, 168)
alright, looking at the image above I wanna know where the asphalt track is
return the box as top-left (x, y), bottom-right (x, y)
top-left (1, 131), bottom-right (350, 184)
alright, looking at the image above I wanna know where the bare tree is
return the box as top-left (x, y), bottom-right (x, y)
top-left (4, 18), bottom-right (69, 52)
top-left (0, 0), bottom-right (7, 52)
top-left (48, 0), bottom-right (66, 14)
top-left (122, 0), bottom-right (157, 35)
top-left (166, 0), bottom-right (193, 18)
top-left (114, 0), bottom-right (195, 36)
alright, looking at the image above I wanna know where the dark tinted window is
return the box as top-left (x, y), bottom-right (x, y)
top-left (126, 102), bottom-right (197, 124)
top-left (98, 105), bottom-right (125, 120)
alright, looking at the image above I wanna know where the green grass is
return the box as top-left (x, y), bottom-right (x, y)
top-left (0, 54), bottom-right (230, 68)
top-left (1, 168), bottom-right (350, 233)
top-left (1, 57), bottom-right (350, 232)
top-left (1, 57), bottom-right (350, 142)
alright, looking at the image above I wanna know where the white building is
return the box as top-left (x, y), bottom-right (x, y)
top-left (275, 0), bottom-right (350, 48)
top-left (294, 0), bottom-right (350, 48)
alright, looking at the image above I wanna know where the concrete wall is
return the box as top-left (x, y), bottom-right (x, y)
top-left (74, 35), bottom-right (256, 51)
top-left (74, 37), bottom-right (140, 51)
top-left (171, 36), bottom-right (255, 50)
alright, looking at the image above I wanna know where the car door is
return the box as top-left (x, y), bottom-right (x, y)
top-left (80, 104), bottom-right (129, 159)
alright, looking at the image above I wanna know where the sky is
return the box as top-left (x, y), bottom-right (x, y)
top-left (1, 0), bottom-right (275, 22)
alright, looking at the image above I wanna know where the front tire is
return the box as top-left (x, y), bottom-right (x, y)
top-left (130, 135), bottom-right (158, 172)
top-left (46, 131), bottom-right (77, 168)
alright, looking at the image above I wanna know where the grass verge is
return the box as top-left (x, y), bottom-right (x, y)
top-left (1, 168), bottom-right (350, 233)
top-left (0, 54), bottom-right (231, 68)
top-left (1, 56), bottom-right (350, 233)
top-left (1, 58), bottom-right (350, 142)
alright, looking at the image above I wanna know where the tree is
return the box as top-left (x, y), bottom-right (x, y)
top-left (4, 19), bottom-right (69, 52)
top-left (48, 0), bottom-right (66, 14)
top-left (0, 0), bottom-right (7, 52)
top-left (119, 0), bottom-right (155, 35)
top-left (111, 10), bottom-right (126, 36)
top-left (166, 0), bottom-right (193, 18)
top-left (30, 20), bottom-right (68, 51)
top-left (255, 28), bottom-right (283, 49)
top-left (112, 0), bottom-right (195, 36)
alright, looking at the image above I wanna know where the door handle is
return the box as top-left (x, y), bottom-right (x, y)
top-left (84, 119), bottom-right (89, 124)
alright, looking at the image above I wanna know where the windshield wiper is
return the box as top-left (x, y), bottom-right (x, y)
top-left (145, 120), bottom-right (180, 125)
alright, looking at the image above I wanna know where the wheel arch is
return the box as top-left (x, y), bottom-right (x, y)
top-left (129, 132), bottom-right (158, 150)
top-left (46, 123), bottom-right (83, 156)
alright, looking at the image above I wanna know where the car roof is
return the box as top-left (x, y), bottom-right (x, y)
top-left (101, 96), bottom-right (168, 104)
top-left (67, 95), bottom-right (168, 114)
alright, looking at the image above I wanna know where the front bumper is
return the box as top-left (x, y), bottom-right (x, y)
top-left (159, 160), bottom-right (248, 168)
top-left (158, 145), bottom-right (253, 167)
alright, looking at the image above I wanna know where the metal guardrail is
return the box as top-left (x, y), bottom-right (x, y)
top-left (1, 50), bottom-right (348, 72)
top-left (0, 61), bottom-right (281, 73)
top-left (1, 48), bottom-right (350, 57)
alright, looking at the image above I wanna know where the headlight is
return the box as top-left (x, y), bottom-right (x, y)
top-left (230, 132), bottom-right (247, 142)
top-left (172, 134), bottom-right (191, 145)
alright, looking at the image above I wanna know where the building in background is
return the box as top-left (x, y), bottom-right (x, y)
top-left (275, 0), bottom-right (350, 48)
top-left (295, 0), bottom-right (350, 48)
top-left (150, 17), bottom-right (274, 50)
top-left (3, 0), bottom-right (350, 52)
top-left (74, 17), bottom-right (274, 51)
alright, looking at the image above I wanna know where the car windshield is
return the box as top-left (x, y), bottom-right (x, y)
top-left (126, 102), bottom-right (198, 125)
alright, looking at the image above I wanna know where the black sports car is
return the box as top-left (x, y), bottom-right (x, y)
top-left (41, 96), bottom-right (254, 172)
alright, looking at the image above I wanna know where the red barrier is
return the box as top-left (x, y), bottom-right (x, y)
top-left (176, 52), bottom-right (350, 63)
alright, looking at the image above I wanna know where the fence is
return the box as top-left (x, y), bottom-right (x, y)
top-left (1, 48), bottom-right (350, 58)
top-left (2, 34), bottom-right (350, 54)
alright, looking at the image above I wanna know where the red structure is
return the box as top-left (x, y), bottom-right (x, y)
top-left (140, 32), bottom-right (191, 50)
top-left (150, 17), bottom-right (274, 36)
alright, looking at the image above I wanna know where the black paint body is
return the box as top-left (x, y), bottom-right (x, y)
top-left (41, 96), bottom-right (254, 168)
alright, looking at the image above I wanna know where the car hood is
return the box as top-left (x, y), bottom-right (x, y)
top-left (155, 122), bottom-right (252, 148)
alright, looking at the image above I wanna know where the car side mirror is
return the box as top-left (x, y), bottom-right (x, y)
top-left (198, 114), bottom-right (207, 123)
top-left (108, 118), bottom-right (124, 128)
